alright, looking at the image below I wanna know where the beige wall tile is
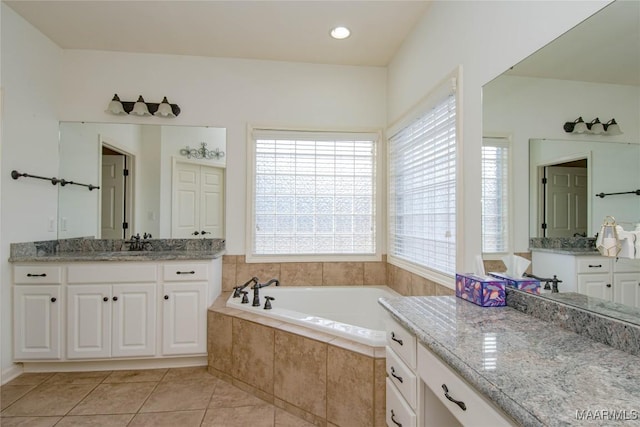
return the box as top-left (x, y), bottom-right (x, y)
top-left (280, 263), bottom-right (323, 286)
top-left (236, 263), bottom-right (281, 285)
top-left (232, 318), bottom-right (275, 395)
top-left (364, 262), bottom-right (386, 286)
top-left (231, 379), bottom-right (274, 404)
top-left (435, 284), bottom-right (455, 296)
top-left (392, 267), bottom-right (412, 296)
top-left (222, 262), bottom-right (238, 292)
top-left (274, 400), bottom-right (324, 427)
top-left (274, 331), bottom-right (327, 418)
top-left (483, 259), bottom-right (505, 273)
top-left (207, 311), bottom-right (233, 374)
top-left (410, 274), bottom-right (436, 296)
top-left (223, 255), bottom-right (238, 264)
top-left (322, 262), bottom-right (363, 285)
top-left (326, 346), bottom-right (374, 427)
top-left (373, 358), bottom-right (386, 427)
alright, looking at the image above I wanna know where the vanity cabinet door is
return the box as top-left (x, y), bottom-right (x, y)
top-left (112, 284), bottom-right (156, 357)
top-left (67, 285), bottom-right (111, 359)
top-left (161, 282), bottom-right (207, 355)
top-left (613, 273), bottom-right (640, 308)
top-left (14, 286), bottom-right (61, 360)
top-left (577, 274), bottom-right (612, 301)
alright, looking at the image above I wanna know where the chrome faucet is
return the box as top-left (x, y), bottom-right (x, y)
top-left (252, 279), bottom-right (280, 307)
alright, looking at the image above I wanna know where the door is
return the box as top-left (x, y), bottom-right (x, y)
top-left (67, 285), bottom-right (111, 359)
top-left (162, 282), bottom-right (207, 355)
top-left (112, 284), bottom-right (157, 357)
top-left (14, 286), bottom-right (61, 360)
top-left (613, 273), bottom-right (640, 308)
top-left (101, 154), bottom-right (126, 239)
top-left (172, 163), bottom-right (224, 238)
top-left (544, 166), bottom-right (587, 238)
top-left (577, 274), bottom-right (612, 301)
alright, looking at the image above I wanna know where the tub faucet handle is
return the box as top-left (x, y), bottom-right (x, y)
top-left (239, 291), bottom-right (249, 304)
top-left (264, 296), bottom-right (275, 310)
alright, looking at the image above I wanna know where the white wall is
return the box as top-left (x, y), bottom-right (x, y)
top-left (387, 0), bottom-right (611, 272)
top-left (1, 3), bottom-right (63, 378)
top-left (484, 75), bottom-right (640, 250)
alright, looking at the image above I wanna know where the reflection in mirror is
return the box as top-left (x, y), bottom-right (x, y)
top-left (482, 0), bottom-right (640, 326)
top-left (58, 123), bottom-right (226, 239)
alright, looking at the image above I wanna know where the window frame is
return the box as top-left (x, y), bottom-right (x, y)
top-left (245, 125), bottom-right (383, 263)
top-left (481, 134), bottom-right (513, 258)
top-left (386, 68), bottom-right (462, 288)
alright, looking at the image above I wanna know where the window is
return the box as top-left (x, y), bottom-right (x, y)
top-left (481, 137), bottom-right (510, 254)
top-left (388, 77), bottom-right (458, 278)
top-left (248, 129), bottom-right (379, 261)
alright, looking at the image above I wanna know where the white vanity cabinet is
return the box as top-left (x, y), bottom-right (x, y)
top-left (12, 258), bottom-right (221, 367)
top-left (13, 266), bottom-right (63, 360)
top-left (532, 252), bottom-right (640, 308)
top-left (385, 315), bottom-right (515, 427)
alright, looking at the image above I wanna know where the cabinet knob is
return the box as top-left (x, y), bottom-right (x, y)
top-left (103, 297), bottom-right (109, 302)
top-left (164, 295), bottom-right (169, 300)
top-left (606, 284), bottom-right (612, 288)
top-left (192, 231), bottom-right (200, 235)
top-left (50, 297), bottom-right (57, 303)
top-left (112, 296), bottom-right (118, 301)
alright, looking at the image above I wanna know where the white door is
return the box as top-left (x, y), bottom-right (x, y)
top-left (112, 283), bottom-right (157, 357)
top-left (545, 166), bottom-right (587, 238)
top-left (102, 155), bottom-right (126, 239)
top-left (162, 282), bottom-right (207, 355)
top-left (14, 286), bottom-right (61, 360)
top-left (613, 273), bottom-right (640, 308)
top-left (577, 274), bottom-right (612, 301)
top-left (172, 163), bottom-right (224, 238)
top-left (67, 285), bottom-right (111, 359)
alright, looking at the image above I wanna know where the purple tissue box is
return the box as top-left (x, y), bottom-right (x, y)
top-left (488, 272), bottom-right (540, 295)
top-left (455, 274), bottom-right (506, 307)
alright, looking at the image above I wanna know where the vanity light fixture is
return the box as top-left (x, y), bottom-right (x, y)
top-left (105, 94), bottom-right (181, 117)
top-left (180, 142), bottom-right (225, 160)
top-left (563, 116), bottom-right (623, 135)
top-left (330, 26), bottom-right (351, 40)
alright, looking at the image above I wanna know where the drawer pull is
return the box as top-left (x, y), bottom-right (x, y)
top-left (27, 273), bottom-right (47, 277)
top-left (588, 264), bottom-right (602, 268)
top-left (390, 409), bottom-right (402, 427)
top-left (176, 271), bottom-right (195, 275)
top-left (391, 332), bottom-right (403, 346)
top-left (390, 366), bottom-right (404, 383)
top-left (442, 384), bottom-right (467, 411)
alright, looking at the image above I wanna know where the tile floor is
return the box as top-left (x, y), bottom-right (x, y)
top-left (0, 367), bottom-right (315, 426)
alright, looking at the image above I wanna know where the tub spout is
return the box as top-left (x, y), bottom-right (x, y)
top-left (252, 278), bottom-right (280, 306)
top-left (233, 276), bottom-right (259, 298)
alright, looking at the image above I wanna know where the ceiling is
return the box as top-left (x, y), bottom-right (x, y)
top-left (506, 0), bottom-right (640, 86)
top-left (4, 0), bottom-right (431, 67)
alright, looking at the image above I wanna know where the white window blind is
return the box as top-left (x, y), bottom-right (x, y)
top-left (250, 130), bottom-right (377, 257)
top-left (388, 89), bottom-right (457, 276)
top-left (482, 137), bottom-right (510, 253)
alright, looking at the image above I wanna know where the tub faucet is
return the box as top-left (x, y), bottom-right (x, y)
top-left (233, 277), bottom-right (259, 298)
top-left (252, 279), bottom-right (280, 307)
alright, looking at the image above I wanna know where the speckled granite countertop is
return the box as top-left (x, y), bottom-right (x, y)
top-left (529, 247), bottom-right (601, 256)
top-left (379, 296), bottom-right (640, 426)
top-left (9, 249), bottom-right (225, 262)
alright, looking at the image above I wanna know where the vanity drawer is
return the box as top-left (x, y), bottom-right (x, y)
top-left (613, 258), bottom-right (640, 273)
top-left (14, 266), bottom-right (62, 284)
top-left (163, 264), bottom-right (209, 281)
top-left (386, 378), bottom-right (417, 427)
top-left (386, 316), bottom-right (416, 369)
top-left (387, 346), bottom-right (418, 409)
top-left (418, 343), bottom-right (515, 426)
top-left (67, 264), bottom-right (157, 283)
top-left (577, 258), bottom-right (610, 274)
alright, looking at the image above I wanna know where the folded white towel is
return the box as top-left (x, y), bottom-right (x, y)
top-left (616, 226), bottom-right (635, 259)
top-left (634, 231), bottom-right (640, 259)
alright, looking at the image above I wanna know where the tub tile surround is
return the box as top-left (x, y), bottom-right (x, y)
top-left (379, 296), bottom-right (640, 426)
top-left (208, 294), bottom-right (386, 427)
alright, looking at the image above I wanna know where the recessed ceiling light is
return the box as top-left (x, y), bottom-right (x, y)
top-left (330, 26), bottom-right (351, 40)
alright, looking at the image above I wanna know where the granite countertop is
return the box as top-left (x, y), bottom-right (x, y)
top-left (529, 247), bottom-right (601, 256)
top-left (9, 249), bottom-right (225, 263)
top-left (379, 296), bottom-right (640, 426)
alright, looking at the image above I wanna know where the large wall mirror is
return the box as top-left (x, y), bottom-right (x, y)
top-left (58, 122), bottom-right (227, 240)
top-left (482, 0), bottom-right (640, 324)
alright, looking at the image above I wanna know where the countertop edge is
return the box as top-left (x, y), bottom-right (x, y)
top-left (379, 298), bottom-right (543, 427)
top-left (8, 249), bottom-right (226, 263)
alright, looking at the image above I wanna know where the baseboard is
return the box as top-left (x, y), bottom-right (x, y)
top-left (20, 356), bottom-right (207, 373)
top-left (1, 363), bottom-right (24, 385)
